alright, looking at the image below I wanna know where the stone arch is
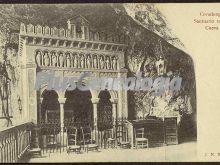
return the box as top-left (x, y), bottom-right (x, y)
top-left (64, 89), bottom-right (93, 123)
top-left (93, 90), bottom-right (118, 101)
top-left (43, 49), bottom-right (50, 55)
top-left (109, 90), bottom-right (118, 101)
top-left (58, 50), bottom-right (64, 55)
top-left (41, 89), bottom-right (58, 98)
top-left (50, 50), bottom-right (57, 54)
top-left (39, 84), bottom-right (48, 97)
top-left (40, 89), bottom-right (60, 122)
top-left (35, 49), bottom-right (43, 54)
top-left (92, 52), bottom-right (99, 57)
top-left (65, 51), bottom-right (71, 55)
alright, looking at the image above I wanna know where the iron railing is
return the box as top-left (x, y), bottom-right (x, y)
top-left (37, 117), bottom-right (128, 154)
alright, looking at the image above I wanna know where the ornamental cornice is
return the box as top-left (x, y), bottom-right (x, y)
top-left (20, 35), bottom-right (127, 53)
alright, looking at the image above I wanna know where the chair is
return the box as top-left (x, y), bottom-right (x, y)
top-left (134, 128), bottom-right (149, 149)
top-left (46, 128), bottom-right (58, 150)
top-left (116, 124), bottom-right (131, 149)
top-left (104, 128), bottom-right (116, 148)
top-left (81, 127), bottom-right (99, 153)
top-left (66, 127), bottom-right (81, 154)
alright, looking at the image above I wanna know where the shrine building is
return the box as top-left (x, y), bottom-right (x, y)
top-left (18, 15), bottom-right (129, 129)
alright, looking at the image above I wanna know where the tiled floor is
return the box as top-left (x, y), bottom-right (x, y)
top-left (26, 141), bottom-right (197, 162)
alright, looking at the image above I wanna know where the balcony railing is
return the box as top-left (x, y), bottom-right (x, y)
top-left (0, 122), bottom-right (33, 163)
top-left (19, 23), bottom-right (128, 45)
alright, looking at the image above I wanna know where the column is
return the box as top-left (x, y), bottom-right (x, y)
top-left (124, 91), bottom-right (128, 118)
top-left (27, 67), bottom-right (38, 124)
top-left (72, 25), bottom-right (76, 38)
top-left (118, 91), bottom-right (123, 119)
top-left (58, 98), bottom-right (66, 133)
top-left (118, 69), bottom-right (128, 118)
top-left (81, 26), bottom-right (85, 39)
top-left (91, 98), bottom-right (99, 142)
top-left (21, 54), bottom-right (28, 123)
top-left (38, 97), bottom-right (43, 123)
top-left (110, 98), bottom-right (118, 146)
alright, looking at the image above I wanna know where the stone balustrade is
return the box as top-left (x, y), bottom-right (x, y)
top-left (20, 23), bottom-right (128, 45)
top-left (0, 122), bottom-right (33, 163)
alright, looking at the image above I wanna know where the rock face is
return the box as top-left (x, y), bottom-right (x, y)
top-left (0, 4), bottom-right (196, 139)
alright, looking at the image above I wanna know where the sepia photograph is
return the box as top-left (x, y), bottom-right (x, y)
top-left (1, 2), bottom-right (219, 163)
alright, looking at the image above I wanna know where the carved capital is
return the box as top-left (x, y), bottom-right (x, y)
top-left (91, 98), bottom-right (100, 104)
top-left (58, 98), bottom-right (66, 104)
